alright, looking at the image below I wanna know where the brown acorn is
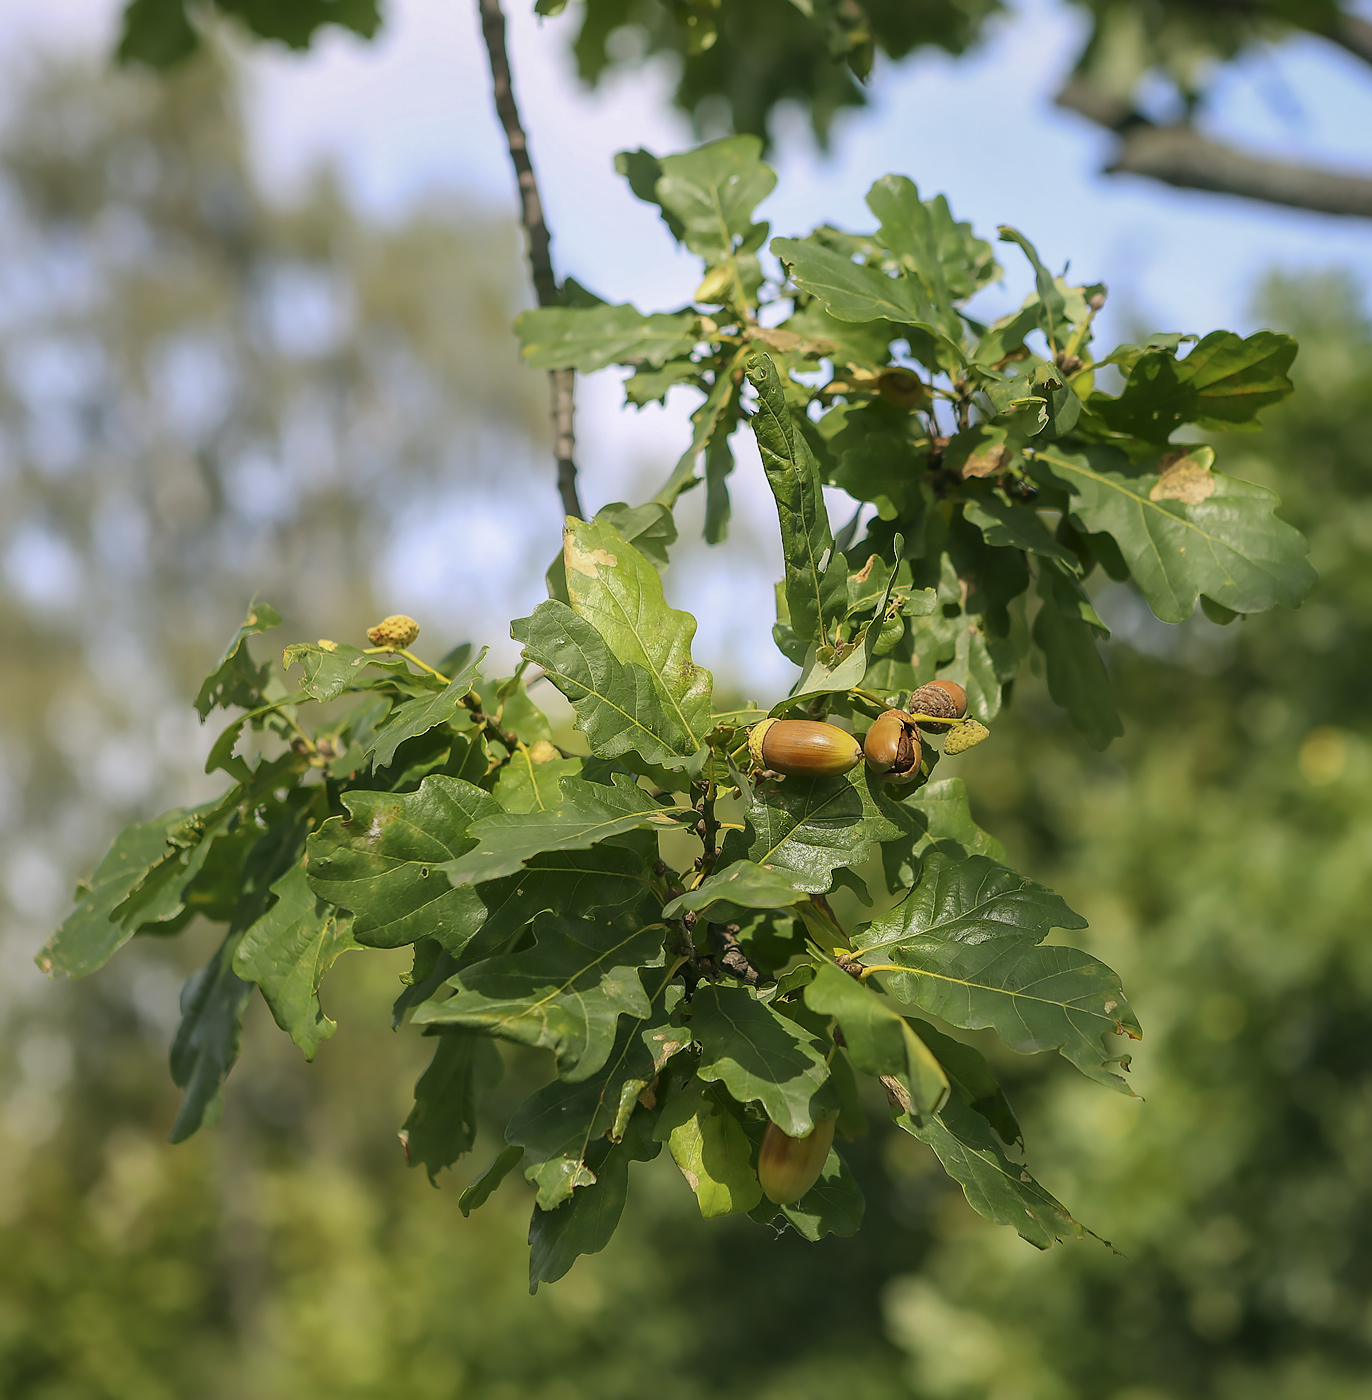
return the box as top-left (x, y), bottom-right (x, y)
top-left (748, 719), bottom-right (862, 778)
top-left (758, 1118), bottom-right (836, 1205)
top-left (877, 367), bottom-right (926, 409)
top-left (863, 709), bottom-right (922, 784)
top-left (909, 679), bottom-right (967, 732)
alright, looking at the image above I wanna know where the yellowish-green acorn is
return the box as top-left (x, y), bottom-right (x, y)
top-left (748, 719), bottom-right (862, 778)
top-left (877, 366), bottom-right (926, 409)
top-left (758, 1118), bottom-right (836, 1205)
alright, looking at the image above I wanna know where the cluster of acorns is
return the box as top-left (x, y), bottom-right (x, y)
top-left (746, 680), bottom-right (972, 786)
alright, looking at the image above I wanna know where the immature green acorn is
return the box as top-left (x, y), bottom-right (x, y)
top-left (909, 679), bottom-right (967, 731)
top-left (748, 719), bottom-right (862, 778)
top-left (758, 1118), bottom-right (836, 1205)
top-left (877, 367), bottom-right (926, 409)
top-left (863, 708), bottom-right (922, 783)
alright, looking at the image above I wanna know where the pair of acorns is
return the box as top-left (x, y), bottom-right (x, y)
top-left (747, 680), bottom-right (968, 785)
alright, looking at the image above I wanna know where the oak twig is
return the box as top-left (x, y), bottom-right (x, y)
top-left (1056, 74), bottom-right (1372, 220)
top-left (476, 0), bottom-right (584, 518)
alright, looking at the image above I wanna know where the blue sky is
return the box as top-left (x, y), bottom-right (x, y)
top-left (5, 0), bottom-right (1371, 690)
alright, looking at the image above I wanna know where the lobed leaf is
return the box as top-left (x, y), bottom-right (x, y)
top-left (897, 1092), bottom-right (1088, 1249)
top-left (528, 1109), bottom-right (660, 1292)
top-left (441, 774), bottom-right (689, 888)
top-left (1091, 329), bottom-right (1296, 440)
top-left (723, 768), bottom-right (899, 896)
top-left (194, 600), bottom-right (281, 718)
top-left (856, 853), bottom-right (1140, 1091)
top-left (654, 1079), bottom-right (762, 1219)
top-left (233, 863), bottom-right (358, 1060)
top-left (516, 302), bottom-right (698, 372)
top-left (1034, 446), bottom-right (1316, 623)
top-left (365, 652), bottom-right (485, 770)
top-left (410, 911), bottom-right (667, 1082)
top-left (400, 1030), bottom-right (504, 1184)
top-left (508, 1009), bottom-right (688, 1209)
top-left (804, 961), bottom-right (949, 1118)
top-left (307, 775), bottom-right (499, 954)
top-left (689, 984), bottom-right (834, 1137)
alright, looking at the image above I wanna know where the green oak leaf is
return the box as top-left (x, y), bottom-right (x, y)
top-left (563, 516), bottom-right (712, 741)
top-left (441, 773), bottom-right (689, 888)
top-left (962, 496), bottom-right (1078, 570)
top-left (282, 640), bottom-right (371, 702)
top-left (508, 1009), bottom-right (689, 1209)
top-left (778, 1147), bottom-right (865, 1241)
top-left (492, 748), bottom-right (581, 815)
top-left (400, 1030), bottom-right (504, 1183)
top-left (654, 1079), bottom-right (762, 1219)
top-left (194, 599), bottom-right (281, 718)
top-left (895, 1091), bottom-right (1088, 1249)
top-left (169, 930), bottom-right (254, 1144)
top-left (804, 961), bottom-right (949, 1118)
top-left (515, 303), bottom-right (698, 372)
top-left (410, 911), bottom-right (667, 1081)
top-left (689, 984), bottom-right (834, 1137)
top-left (467, 842), bottom-right (657, 966)
top-left (459, 1145), bottom-right (524, 1217)
top-left (722, 768), bottom-right (899, 896)
top-left (516, 522), bottom-right (713, 770)
top-left (528, 1109), bottom-right (660, 1292)
top-left (1090, 329), bottom-right (1296, 440)
top-left (907, 1016), bottom-right (1022, 1149)
top-left (856, 852), bottom-right (1140, 1092)
top-left (662, 861), bottom-right (809, 919)
top-left (747, 353), bottom-right (848, 654)
top-left (621, 136), bottom-right (775, 301)
top-left (997, 226), bottom-right (1069, 354)
top-left (1032, 557), bottom-right (1122, 750)
top-left (1033, 446), bottom-right (1315, 623)
top-left (880, 776), bottom-right (1008, 897)
top-left (306, 775), bottom-right (499, 954)
top-left (232, 863), bottom-right (358, 1060)
top-left (771, 236), bottom-right (964, 370)
top-left (866, 175), bottom-right (998, 335)
top-left (366, 652), bottom-right (485, 770)
top-left (38, 798), bottom-right (230, 979)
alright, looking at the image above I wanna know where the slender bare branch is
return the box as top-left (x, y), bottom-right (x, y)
top-left (1331, 13), bottom-right (1372, 69)
top-left (1056, 76), bottom-right (1372, 220)
top-left (476, 0), bottom-right (583, 519)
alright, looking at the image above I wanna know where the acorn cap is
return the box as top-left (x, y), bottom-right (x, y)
top-left (747, 718), bottom-right (778, 769)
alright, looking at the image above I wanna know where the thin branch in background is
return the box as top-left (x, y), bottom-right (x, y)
top-left (1056, 76), bottom-right (1372, 220)
top-left (476, 0), bottom-right (583, 520)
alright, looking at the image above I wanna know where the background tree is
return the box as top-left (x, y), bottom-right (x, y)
top-left (0, 5), bottom-right (1365, 1400)
top-left (120, 0), bottom-right (1372, 219)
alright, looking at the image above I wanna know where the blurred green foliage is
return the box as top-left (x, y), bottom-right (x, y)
top-left (4, 36), bottom-right (1372, 1400)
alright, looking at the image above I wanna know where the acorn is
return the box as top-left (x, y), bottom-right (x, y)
top-left (748, 719), bottom-right (862, 778)
top-left (863, 709), bottom-right (922, 784)
top-left (909, 679), bottom-right (967, 732)
top-left (877, 367), bottom-right (926, 409)
top-left (758, 1118), bottom-right (836, 1205)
